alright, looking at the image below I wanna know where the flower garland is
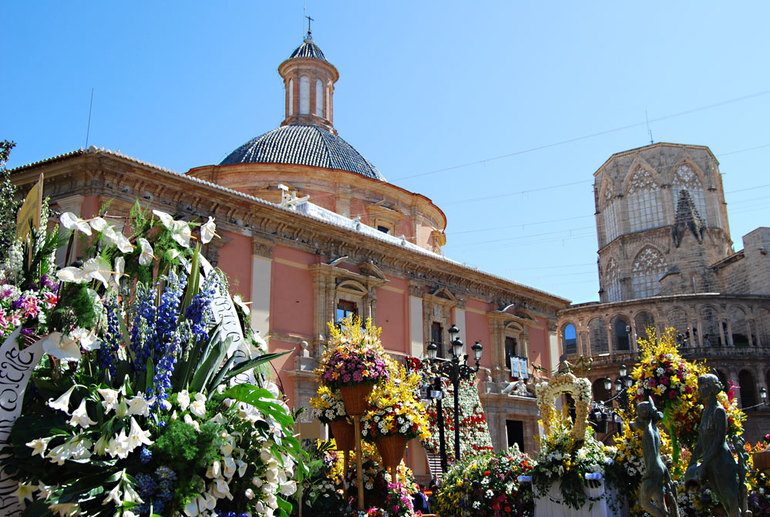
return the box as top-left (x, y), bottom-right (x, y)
top-left (535, 371), bottom-right (591, 442)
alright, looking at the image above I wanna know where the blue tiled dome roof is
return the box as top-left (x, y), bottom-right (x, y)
top-left (219, 125), bottom-right (385, 181)
top-left (289, 37), bottom-right (327, 61)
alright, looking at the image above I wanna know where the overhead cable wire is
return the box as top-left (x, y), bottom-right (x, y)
top-left (391, 88), bottom-right (770, 182)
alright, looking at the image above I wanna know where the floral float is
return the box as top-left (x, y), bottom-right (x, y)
top-left (0, 200), bottom-right (302, 516)
top-left (529, 368), bottom-right (618, 511)
top-left (434, 445), bottom-right (535, 517)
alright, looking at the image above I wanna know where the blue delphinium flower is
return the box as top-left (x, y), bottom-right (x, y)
top-left (130, 283), bottom-right (156, 372)
top-left (147, 271), bottom-right (187, 401)
top-left (184, 276), bottom-right (215, 343)
top-left (99, 294), bottom-right (122, 379)
top-left (139, 446), bottom-right (152, 464)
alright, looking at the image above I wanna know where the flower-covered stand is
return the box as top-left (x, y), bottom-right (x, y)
top-left (375, 434), bottom-right (407, 484)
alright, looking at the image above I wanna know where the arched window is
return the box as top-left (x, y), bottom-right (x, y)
top-left (604, 258), bottom-right (621, 302)
top-left (601, 182), bottom-right (619, 244)
top-left (299, 76), bottom-right (310, 114)
top-left (672, 165), bottom-right (707, 224)
top-left (562, 324), bottom-right (577, 355)
top-left (631, 246), bottom-right (666, 298)
top-left (626, 167), bottom-right (664, 232)
top-left (288, 79), bottom-right (294, 115)
top-left (612, 316), bottom-right (631, 351)
top-left (315, 79), bottom-right (324, 117)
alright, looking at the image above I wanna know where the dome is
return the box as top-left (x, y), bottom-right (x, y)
top-left (219, 124), bottom-right (385, 181)
top-left (289, 37), bottom-right (327, 61)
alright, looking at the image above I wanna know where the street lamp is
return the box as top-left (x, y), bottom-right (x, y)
top-left (426, 325), bottom-right (482, 467)
top-left (426, 342), bottom-right (448, 473)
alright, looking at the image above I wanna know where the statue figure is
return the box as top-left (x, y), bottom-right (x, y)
top-left (685, 373), bottom-right (749, 516)
top-left (633, 398), bottom-right (679, 517)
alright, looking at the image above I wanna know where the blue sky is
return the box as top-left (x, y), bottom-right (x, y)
top-left (4, 2), bottom-right (770, 304)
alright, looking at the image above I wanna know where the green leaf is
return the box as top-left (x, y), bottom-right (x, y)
top-left (276, 495), bottom-right (293, 517)
top-left (188, 336), bottom-right (230, 393)
top-left (218, 352), bottom-right (288, 387)
top-left (221, 384), bottom-right (294, 428)
top-left (142, 357), bottom-right (154, 394)
top-left (178, 242), bottom-right (201, 322)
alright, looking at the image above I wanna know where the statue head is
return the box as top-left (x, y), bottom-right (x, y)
top-left (634, 397), bottom-right (662, 428)
top-left (697, 373), bottom-right (722, 400)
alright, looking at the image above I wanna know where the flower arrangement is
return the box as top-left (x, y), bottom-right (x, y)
top-left (530, 416), bottom-right (616, 511)
top-left (292, 440), bottom-right (347, 517)
top-left (630, 327), bottom-right (743, 458)
top-left (342, 441), bottom-right (419, 507)
top-left (407, 357), bottom-right (493, 463)
top-left (317, 316), bottom-right (389, 390)
top-left (434, 445), bottom-right (535, 517)
top-left (362, 364), bottom-right (429, 441)
top-left (0, 202), bottom-right (303, 516)
top-left (310, 385), bottom-right (347, 424)
top-left (380, 482), bottom-right (418, 517)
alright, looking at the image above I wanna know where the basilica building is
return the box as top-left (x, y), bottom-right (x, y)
top-left (558, 142), bottom-right (770, 441)
top-left (10, 32), bottom-right (569, 476)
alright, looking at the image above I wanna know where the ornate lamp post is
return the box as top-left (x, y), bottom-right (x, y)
top-left (426, 324), bottom-right (482, 466)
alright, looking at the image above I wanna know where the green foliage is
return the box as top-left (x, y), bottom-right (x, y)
top-left (0, 140), bottom-right (19, 258)
top-left (152, 420), bottom-right (223, 502)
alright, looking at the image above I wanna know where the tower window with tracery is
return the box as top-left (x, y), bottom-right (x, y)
top-left (672, 164), bottom-right (707, 224)
top-left (626, 168), bottom-right (664, 232)
top-left (604, 258), bottom-right (621, 302)
top-left (631, 247), bottom-right (666, 298)
top-left (602, 182), bottom-right (619, 244)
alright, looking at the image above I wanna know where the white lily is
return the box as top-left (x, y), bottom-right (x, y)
top-left (200, 216), bottom-right (217, 244)
top-left (189, 392), bottom-right (206, 418)
top-left (126, 395), bottom-right (153, 417)
top-left (97, 387), bottom-right (120, 412)
top-left (71, 327), bottom-right (100, 352)
top-left (105, 429), bottom-right (130, 459)
top-left (127, 417), bottom-right (153, 451)
top-left (47, 385), bottom-right (76, 413)
top-left (137, 237), bottom-right (155, 266)
top-left (26, 436), bottom-right (52, 457)
top-left (68, 399), bottom-right (97, 428)
top-left (102, 483), bottom-right (121, 506)
top-left (41, 332), bottom-right (84, 361)
top-left (93, 434), bottom-right (110, 455)
top-left (110, 256), bottom-right (125, 291)
top-left (232, 294), bottom-right (251, 316)
top-left (60, 212), bottom-right (92, 235)
top-left (177, 389), bottom-right (191, 411)
top-left (153, 209), bottom-right (192, 247)
top-left (16, 482), bottom-right (35, 503)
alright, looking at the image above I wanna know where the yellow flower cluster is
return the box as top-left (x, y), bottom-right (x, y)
top-left (363, 361), bottom-right (430, 440)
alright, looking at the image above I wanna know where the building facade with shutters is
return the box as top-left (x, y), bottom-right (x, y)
top-left (11, 32), bottom-right (569, 475)
top-left (558, 142), bottom-right (770, 442)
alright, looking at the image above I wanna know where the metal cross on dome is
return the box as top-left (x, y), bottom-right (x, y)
top-left (306, 15), bottom-right (314, 37)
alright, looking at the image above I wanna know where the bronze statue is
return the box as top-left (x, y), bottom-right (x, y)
top-left (685, 373), bottom-right (749, 516)
top-left (634, 398), bottom-right (679, 517)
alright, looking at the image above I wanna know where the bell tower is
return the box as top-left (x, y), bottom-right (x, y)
top-left (278, 26), bottom-right (339, 132)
